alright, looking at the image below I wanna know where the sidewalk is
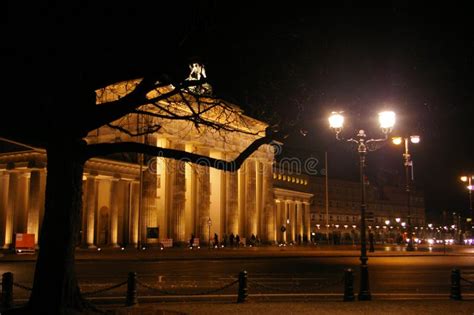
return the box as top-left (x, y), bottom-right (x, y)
top-left (102, 300), bottom-right (474, 315)
top-left (1, 244), bottom-right (473, 262)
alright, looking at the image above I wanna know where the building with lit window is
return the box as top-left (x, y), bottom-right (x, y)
top-left (310, 176), bottom-right (425, 243)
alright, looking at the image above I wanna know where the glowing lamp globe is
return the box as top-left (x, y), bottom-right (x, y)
top-left (329, 112), bottom-right (344, 129)
top-left (378, 111), bottom-right (396, 129)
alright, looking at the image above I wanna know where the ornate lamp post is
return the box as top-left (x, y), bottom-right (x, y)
top-left (392, 135), bottom-right (420, 251)
top-left (328, 110), bottom-right (396, 301)
top-left (460, 176), bottom-right (474, 212)
top-left (460, 175), bottom-right (474, 241)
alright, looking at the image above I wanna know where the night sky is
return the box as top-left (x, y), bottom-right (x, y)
top-left (4, 2), bottom-right (474, 222)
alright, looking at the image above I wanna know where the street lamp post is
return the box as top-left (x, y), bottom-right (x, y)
top-left (460, 175), bottom-right (474, 241)
top-left (328, 110), bottom-right (396, 301)
top-left (207, 218), bottom-right (212, 249)
top-left (392, 135), bottom-right (420, 251)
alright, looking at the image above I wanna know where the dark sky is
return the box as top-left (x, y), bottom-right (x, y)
top-left (4, 2), bottom-right (474, 222)
top-left (190, 3), bottom-right (474, 222)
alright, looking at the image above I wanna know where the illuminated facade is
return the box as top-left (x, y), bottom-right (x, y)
top-left (0, 80), bottom-right (314, 249)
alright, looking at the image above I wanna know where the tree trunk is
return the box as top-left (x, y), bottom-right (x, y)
top-left (26, 139), bottom-right (88, 314)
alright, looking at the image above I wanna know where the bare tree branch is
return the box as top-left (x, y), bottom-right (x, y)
top-left (84, 134), bottom-right (278, 172)
top-left (106, 123), bottom-right (161, 137)
top-left (85, 78), bottom-right (209, 132)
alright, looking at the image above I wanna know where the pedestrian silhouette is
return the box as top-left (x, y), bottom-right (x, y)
top-left (223, 234), bottom-right (228, 247)
top-left (189, 233), bottom-right (195, 248)
top-left (235, 234), bottom-right (240, 247)
top-left (250, 234), bottom-right (256, 246)
top-left (229, 233), bottom-right (235, 247)
top-left (214, 233), bottom-right (219, 248)
top-left (369, 231), bottom-right (375, 252)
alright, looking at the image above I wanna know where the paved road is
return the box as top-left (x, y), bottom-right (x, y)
top-left (3, 253), bottom-right (474, 300)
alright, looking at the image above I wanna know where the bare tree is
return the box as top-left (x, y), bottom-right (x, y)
top-left (1, 3), bottom-right (299, 313)
top-left (2, 68), bottom-right (289, 314)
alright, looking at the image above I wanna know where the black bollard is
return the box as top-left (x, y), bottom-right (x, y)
top-left (2, 272), bottom-right (14, 309)
top-left (369, 232), bottom-right (375, 252)
top-left (450, 268), bottom-right (462, 300)
top-left (343, 268), bottom-right (355, 301)
top-left (237, 270), bottom-right (248, 303)
top-left (126, 272), bottom-right (138, 306)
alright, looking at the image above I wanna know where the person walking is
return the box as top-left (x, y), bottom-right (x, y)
top-left (214, 233), bottom-right (219, 248)
top-left (229, 233), bottom-right (235, 247)
top-left (223, 234), bottom-right (228, 247)
top-left (189, 233), bottom-right (195, 249)
top-left (250, 234), bottom-right (256, 246)
top-left (235, 234), bottom-right (240, 248)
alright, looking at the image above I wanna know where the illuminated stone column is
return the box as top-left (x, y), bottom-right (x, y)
top-left (246, 159), bottom-right (257, 238)
top-left (27, 169), bottom-right (45, 245)
top-left (184, 144), bottom-right (197, 242)
top-left (96, 178), bottom-right (113, 246)
top-left (238, 163), bottom-right (246, 238)
top-left (0, 172), bottom-right (10, 248)
top-left (282, 200), bottom-right (288, 243)
top-left (296, 201), bottom-right (303, 242)
top-left (155, 137), bottom-right (169, 242)
top-left (171, 142), bottom-right (186, 243)
top-left (226, 170), bottom-right (239, 235)
top-left (304, 202), bottom-right (311, 241)
top-left (15, 172), bottom-right (30, 234)
top-left (5, 173), bottom-right (19, 248)
top-left (130, 180), bottom-right (140, 246)
top-left (275, 200), bottom-right (282, 243)
top-left (196, 147), bottom-right (210, 244)
top-left (84, 174), bottom-right (97, 248)
top-left (109, 177), bottom-right (121, 247)
top-left (210, 150), bottom-right (225, 240)
top-left (288, 201), bottom-right (295, 242)
top-left (117, 180), bottom-right (129, 246)
top-left (261, 162), bottom-right (275, 243)
top-left (255, 161), bottom-right (263, 239)
top-left (141, 165), bottom-right (158, 244)
top-left (37, 170), bottom-right (46, 241)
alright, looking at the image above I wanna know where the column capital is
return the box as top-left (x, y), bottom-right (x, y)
top-left (85, 171), bottom-right (99, 178)
top-left (110, 174), bottom-right (122, 182)
top-left (27, 160), bottom-right (46, 170)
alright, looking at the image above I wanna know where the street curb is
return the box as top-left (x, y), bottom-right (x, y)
top-left (0, 252), bottom-right (472, 263)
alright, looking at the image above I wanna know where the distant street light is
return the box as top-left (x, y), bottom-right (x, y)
top-left (392, 135), bottom-right (420, 251)
top-left (328, 110), bottom-right (396, 301)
